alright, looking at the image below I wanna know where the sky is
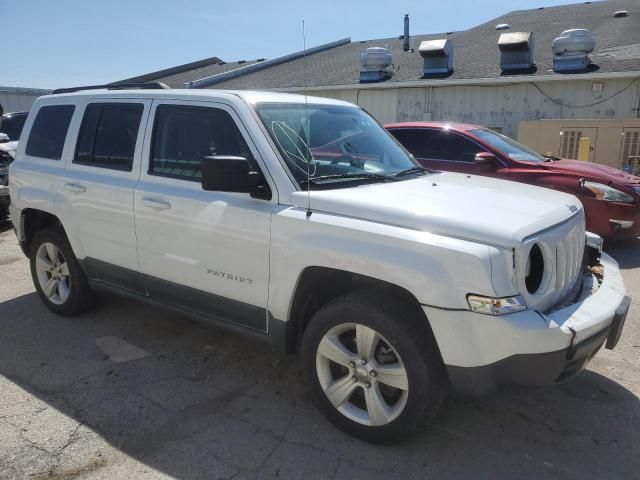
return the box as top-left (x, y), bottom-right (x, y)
top-left (2, 0), bottom-right (579, 90)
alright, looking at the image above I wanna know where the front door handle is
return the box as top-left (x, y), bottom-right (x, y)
top-left (142, 196), bottom-right (171, 210)
top-left (64, 182), bottom-right (86, 193)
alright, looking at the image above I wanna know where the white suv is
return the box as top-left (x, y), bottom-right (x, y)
top-left (9, 85), bottom-right (630, 443)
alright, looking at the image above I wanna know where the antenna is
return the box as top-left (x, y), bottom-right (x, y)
top-left (303, 20), bottom-right (312, 218)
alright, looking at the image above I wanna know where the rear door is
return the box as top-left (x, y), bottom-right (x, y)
top-left (389, 127), bottom-right (491, 175)
top-left (57, 99), bottom-right (150, 292)
top-left (133, 100), bottom-right (275, 331)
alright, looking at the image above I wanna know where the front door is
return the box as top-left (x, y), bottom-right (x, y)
top-left (389, 127), bottom-right (503, 176)
top-left (134, 100), bottom-right (275, 331)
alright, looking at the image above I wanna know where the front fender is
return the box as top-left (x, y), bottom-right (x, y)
top-left (268, 207), bottom-right (500, 322)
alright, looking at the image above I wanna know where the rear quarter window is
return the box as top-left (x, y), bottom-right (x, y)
top-left (25, 105), bottom-right (75, 160)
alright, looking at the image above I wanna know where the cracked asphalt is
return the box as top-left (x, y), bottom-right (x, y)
top-left (1, 219), bottom-right (639, 480)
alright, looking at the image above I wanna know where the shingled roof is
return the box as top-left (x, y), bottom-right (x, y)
top-left (117, 0), bottom-right (640, 90)
top-left (204, 0), bottom-right (640, 89)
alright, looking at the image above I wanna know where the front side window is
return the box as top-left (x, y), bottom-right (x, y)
top-left (470, 128), bottom-right (546, 162)
top-left (74, 103), bottom-right (143, 171)
top-left (25, 105), bottom-right (75, 160)
top-left (395, 128), bottom-right (485, 163)
top-left (150, 105), bottom-right (254, 181)
top-left (254, 103), bottom-right (422, 189)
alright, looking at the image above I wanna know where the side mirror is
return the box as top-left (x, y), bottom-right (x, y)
top-left (474, 152), bottom-right (497, 167)
top-left (201, 156), bottom-right (263, 194)
top-left (0, 133), bottom-right (9, 143)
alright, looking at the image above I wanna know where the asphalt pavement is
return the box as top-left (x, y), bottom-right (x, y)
top-left (1, 220), bottom-right (639, 480)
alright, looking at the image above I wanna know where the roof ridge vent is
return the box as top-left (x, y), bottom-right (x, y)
top-left (419, 39), bottom-right (453, 75)
top-left (359, 46), bottom-right (393, 83)
top-left (498, 31), bottom-right (534, 71)
top-left (552, 28), bottom-right (596, 72)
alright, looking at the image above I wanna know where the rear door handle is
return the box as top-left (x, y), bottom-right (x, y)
top-left (142, 196), bottom-right (171, 210)
top-left (64, 182), bottom-right (86, 193)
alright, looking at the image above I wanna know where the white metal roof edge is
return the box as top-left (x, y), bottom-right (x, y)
top-left (262, 70), bottom-right (640, 92)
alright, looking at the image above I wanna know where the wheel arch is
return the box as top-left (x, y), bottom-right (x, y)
top-left (277, 266), bottom-right (442, 361)
top-left (18, 208), bottom-right (78, 259)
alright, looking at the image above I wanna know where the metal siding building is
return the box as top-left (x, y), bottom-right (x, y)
top-left (118, 0), bottom-right (640, 140)
top-left (0, 87), bottom-right (50, 114)
top-left (300, 76), bottom-right (640, 138)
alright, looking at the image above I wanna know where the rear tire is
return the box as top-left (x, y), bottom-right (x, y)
top-left (29, 227), bottom-right (93, 316)
top-left (301, 290), bottom-right (446, 444)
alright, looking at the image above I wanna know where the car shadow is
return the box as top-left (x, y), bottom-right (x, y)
top-left (605, 237), bottom-right (640, 269)
top-left (0, 291), bottom-right (639, 479)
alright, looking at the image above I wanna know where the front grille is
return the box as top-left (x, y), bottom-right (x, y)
top-left (517, 213), bottom-right (585, 312)
top-left (554, 217), bottom-right (585, 300)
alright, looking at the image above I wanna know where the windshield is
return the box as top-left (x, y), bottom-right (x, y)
top-left (0, 114), bottom-right (27, 141)
top-left (471, 128), bottom-right (546, 163)
top-left (254, 102), bottom-right (421, 187)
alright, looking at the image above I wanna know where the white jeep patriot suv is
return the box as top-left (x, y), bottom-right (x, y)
top-left (9, 84), bottom-right (630, 443)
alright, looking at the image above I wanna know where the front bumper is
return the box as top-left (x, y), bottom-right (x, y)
top-left (424, 251), bottom-right (629, 397)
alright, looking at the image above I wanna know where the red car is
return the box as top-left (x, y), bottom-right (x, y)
top-left (386, 122), bottom-right (640, 239)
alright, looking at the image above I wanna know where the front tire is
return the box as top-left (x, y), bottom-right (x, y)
top-left (301, 290), bottom-right (446, 444)
top-left (29, 227), bottom-right (93, 316)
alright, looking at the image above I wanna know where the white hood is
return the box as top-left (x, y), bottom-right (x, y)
top-left (291, 172), bottom-right (582, 247)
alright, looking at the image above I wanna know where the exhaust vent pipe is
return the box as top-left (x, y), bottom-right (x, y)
top-left (552, 29), bottom-right (596, 72)
top-left (419, 39), bottom-right (453, 75)
top-left (403, 14), bottom-right (410, 52)
top-left (498, 32), bottom-right (534, 71)
top-left (360, 47), bottom-right (393, 83)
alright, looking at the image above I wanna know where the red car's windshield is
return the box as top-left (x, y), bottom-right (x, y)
top-left (471, 129), bottom-right (547, 163)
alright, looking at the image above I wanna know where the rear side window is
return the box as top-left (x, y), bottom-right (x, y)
top-left (74, 103), bottom-right (144, 171)
top-left (25, 105), bottom-right (75, 160)
top-left (150, 105), bottom-right (254, 181)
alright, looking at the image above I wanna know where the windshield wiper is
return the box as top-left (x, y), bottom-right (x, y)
top-left (543, 154), bottom-right (562, 162)
top-left (390, 166), bottom-right (429, 177)
top-left (300, 172), bottom-right (395, 187)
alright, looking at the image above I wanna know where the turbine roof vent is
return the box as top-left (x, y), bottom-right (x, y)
top-left (418, 39), bottom-right (454, 75)
top-left (498, 31), bottom-right (534, 71)
top-left (552, 28), bottom-right (596, 72)
top-left (359, 46), bottom-right (393, 83)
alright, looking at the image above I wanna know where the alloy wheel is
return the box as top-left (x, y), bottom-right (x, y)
top-left (315, 323), bottom-right (409, 426)
top-left (35, 242), bottom-right (71, 305)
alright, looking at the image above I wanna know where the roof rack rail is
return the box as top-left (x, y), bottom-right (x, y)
top-left (52, 82), bottom-right (170, 95)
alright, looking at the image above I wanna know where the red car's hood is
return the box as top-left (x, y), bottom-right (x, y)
top-left (541, 159), bottom-right (640, 185)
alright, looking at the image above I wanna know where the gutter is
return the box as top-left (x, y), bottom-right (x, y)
top-left (256, 70), bottom-right (640, 92)
top-left (187, 37), bottom-right (351, 89)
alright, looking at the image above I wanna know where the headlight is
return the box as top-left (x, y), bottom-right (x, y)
top-left (467, 294), bottom-right (526, 315)
top-left (583, 181), bottom-right (634, 203)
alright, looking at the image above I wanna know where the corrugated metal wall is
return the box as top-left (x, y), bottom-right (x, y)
top-left (305, 77), bottom-right (640, 138)
top-left (0, 88), bottom-right (49, 114)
